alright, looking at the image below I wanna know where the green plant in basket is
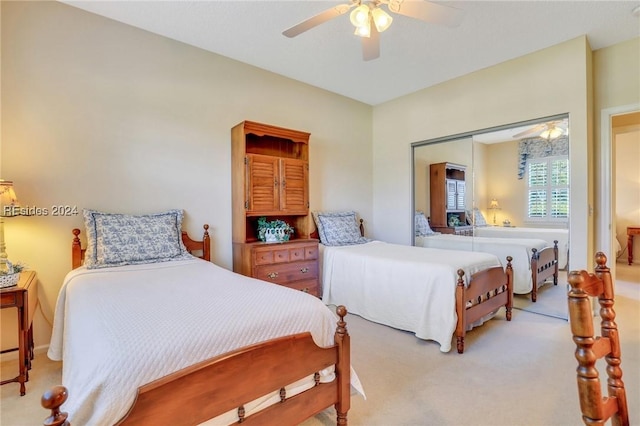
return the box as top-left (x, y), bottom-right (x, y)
top-left (257, 217), bottom-right (295, 242)
top-left (0, 260), bottom-right (26, 288)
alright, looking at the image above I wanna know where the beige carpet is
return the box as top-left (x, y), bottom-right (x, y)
top-left (512, 271), bottom-right (570, 320)
top-left (2, 266), bottom-right (639, 426)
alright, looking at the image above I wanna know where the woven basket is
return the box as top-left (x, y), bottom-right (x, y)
top-left (0, 272), bottom-right (20, 289)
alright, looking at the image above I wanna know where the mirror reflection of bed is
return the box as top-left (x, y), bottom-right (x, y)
top-left (412, 115), bottom-right (570, 319)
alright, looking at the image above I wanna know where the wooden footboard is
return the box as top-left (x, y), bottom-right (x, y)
top-left (42, 306), bottom-right (350, 426)
top-left (455, 257), bottom-right (513, 354)
top-left (530, 240), bottom-right (559, 302)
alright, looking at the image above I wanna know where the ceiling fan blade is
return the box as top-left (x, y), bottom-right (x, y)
top-left (362, 25), bottom-right (380, 61)
top-left (387, 0), bottom-right (464, 27)
top-left (283, 3), bottom-right (354, 37)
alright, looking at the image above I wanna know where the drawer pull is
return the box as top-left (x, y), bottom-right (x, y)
top-left (300, 267), bottom-right (309, 273)
top-left (267, 272), bottom-right (278, 279)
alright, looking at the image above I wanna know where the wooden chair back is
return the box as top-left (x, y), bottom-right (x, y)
top-left (567, 252), bottom-right (629, 426)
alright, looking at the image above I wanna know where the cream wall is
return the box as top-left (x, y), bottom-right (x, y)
top-left (372, 37), bottom-right (592, 273)
top-left (593, 37), bottom-right (640, 262)
top-left (0, 1), bottom-right (373, 352)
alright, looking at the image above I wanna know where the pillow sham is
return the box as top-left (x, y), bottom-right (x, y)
top-left (415, 211), bottom-right (436, 236)
top-left (466, 208), bottom-right (488, 227)
top-left (83, 209), bottom-right (192, 269)
top-left (312, 211), bottom-right (369, 246)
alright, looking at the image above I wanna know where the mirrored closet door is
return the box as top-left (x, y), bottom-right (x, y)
top-left (412, 114), bottom-right (570, 319)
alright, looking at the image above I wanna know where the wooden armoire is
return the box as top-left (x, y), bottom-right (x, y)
top-left (429, 162), bottom-right (473, 235)
top-left (231, 120), bottom-right (320, 296)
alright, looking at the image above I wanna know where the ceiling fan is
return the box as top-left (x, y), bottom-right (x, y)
top-left (513, 120), bottom-right (569, 140)
top-left (282, 0), bottom-right (465, 61)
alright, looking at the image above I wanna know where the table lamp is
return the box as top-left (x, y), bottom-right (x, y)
top-left (0, 180), bottom-right (20, 273)
top-left (488, 198), bottom-right (500, 225)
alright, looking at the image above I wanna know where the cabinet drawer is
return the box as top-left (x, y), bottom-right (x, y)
top-left (281, 279), bottom-right (319, 297)
top-left (254, 248), bottom-right (291, 265)
top-left (254, 243), bottom-right (318, 265)
top-left (1, 292), bottom-right (18, 307)
top-left (254, 261), bottom-right (318, 285)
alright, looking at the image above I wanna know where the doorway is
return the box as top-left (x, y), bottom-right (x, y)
top-left (599, 105), bottom-right (640, 282)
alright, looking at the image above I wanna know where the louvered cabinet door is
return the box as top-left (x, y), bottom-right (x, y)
top-left (280, 158), bottom-right (308, 214)
top-left (246, 154), bottom-right (280, 213)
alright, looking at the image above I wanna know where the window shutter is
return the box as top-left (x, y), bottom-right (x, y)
top-left (526, 157), bottom-right (569, 220)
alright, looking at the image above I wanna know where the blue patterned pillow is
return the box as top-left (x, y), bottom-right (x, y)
top-left (415, 212), bottom-right (436, 236)
top-left (466, 208), bottom-right (487, 227)
top-left (312, 211), bottom-right (369, 246)
top-left (83, 209), bottom-right (192, 269)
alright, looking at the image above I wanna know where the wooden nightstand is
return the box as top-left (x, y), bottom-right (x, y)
top-left (1, 270), bottom-right (37, 395)
top-left (235, 239), bottom-right (320, 296)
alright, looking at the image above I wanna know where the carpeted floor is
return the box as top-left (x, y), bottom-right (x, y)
top-left (2, 264), bottom-right (639, 426)
top-left (512, 271), bottom-right (570, 320)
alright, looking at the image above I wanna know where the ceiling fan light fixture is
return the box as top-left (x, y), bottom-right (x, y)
top-left (354, 20), bottom-right (371, 37)
top-left (540, 126), bottom-right (564, 140)
top-left (350, 4), bottom-right (371, 27)
top-left (371, 7), bottom-right (393, 32)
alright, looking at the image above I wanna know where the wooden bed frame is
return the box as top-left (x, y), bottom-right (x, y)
top-left (43, 226), bottom-right (351, 426)
top-left (455, 261), bottom-right (513, 353)
top-left (71, 224), bottom-right (212, 269)
top-left (530, 240), bottom-right (559, 302)
top-left (312, 217), bottom-right (513, 354)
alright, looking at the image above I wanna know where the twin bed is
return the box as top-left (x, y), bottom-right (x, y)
top-left (415, 211), bottom-right (560, 302)
top-left (313, 211), bottom-right (513, 354)
top-left (416, 234), bottom-right (558, 302)
top-left (42, 210), bottom-right (356, 426)
top-left (43, 208), bottom-right (539, 423)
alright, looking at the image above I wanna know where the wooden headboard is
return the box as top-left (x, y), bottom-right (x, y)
top-left (71, 224), bottom-right (211, 269)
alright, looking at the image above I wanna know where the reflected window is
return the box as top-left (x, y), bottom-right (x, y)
top-left (526, 156), bottom-right (569, 221)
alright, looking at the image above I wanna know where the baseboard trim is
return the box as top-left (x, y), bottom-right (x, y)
top-left (0, 344), bottom-right (49, 362)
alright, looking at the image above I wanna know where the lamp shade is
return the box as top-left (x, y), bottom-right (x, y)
top-left (0, 180), bottom-right (20, 217)
top-left (489, 199), bottom-right (500, 209)
top-left (371, 7), bottom-right (393, 32)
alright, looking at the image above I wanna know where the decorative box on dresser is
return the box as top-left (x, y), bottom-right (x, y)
top-left (231, 120), bottom-right (320, 297)
top-left (429, 162), bottom-right (473, 236)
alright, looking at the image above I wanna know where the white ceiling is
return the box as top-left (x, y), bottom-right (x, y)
top-left (62, 1), bottom-right (640, 106)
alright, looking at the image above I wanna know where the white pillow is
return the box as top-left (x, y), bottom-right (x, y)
top-left (312, 211), bottom-right (369, 246)
top-left (415, 212), bottom-right (436, 236)
top-left (83, 209), bottom-right (193, 269)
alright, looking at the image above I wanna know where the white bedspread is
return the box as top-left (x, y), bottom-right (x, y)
top-left (48, 257), bottom-right (357, 425)
top-left (321, 241), bottom-right (502, 353)
top-left (415, 234), bottom-right (548, 294)
top-left (474, 226), bottom-right (569, 269)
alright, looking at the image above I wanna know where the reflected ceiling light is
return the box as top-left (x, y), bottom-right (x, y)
top-left (540, 125), bottom-right (564, 140)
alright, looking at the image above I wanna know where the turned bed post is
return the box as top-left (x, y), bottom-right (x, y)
top-left (42, 385), bottom-right (70, 426)
top-left (71, 229), bottom-right (82, 270)
top-left (334, 305), bottom-right (350, 426)
top-left (552, 239), bottom-right (559, 285)
top-left (202, 224), bottom-right (211, 261)
top-left (505, 256), bottom-right (513, 321)
top-left (455, 269), bottom-right (466, 354)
